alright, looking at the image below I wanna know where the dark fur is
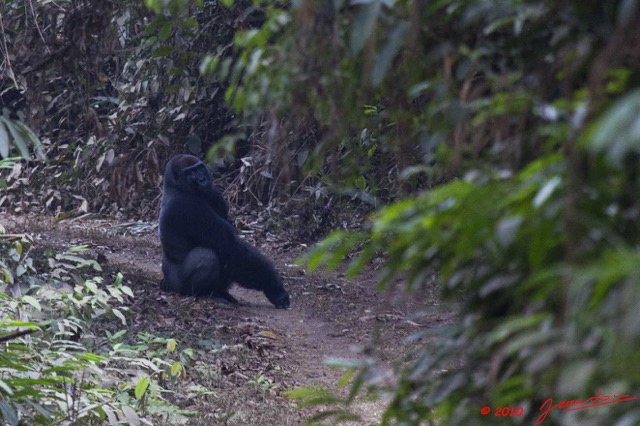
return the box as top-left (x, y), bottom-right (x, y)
top-left (159, 154), bottom-right (290, 309)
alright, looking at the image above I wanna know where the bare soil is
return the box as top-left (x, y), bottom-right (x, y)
top-left (0, 212), bottom-right (453, 425)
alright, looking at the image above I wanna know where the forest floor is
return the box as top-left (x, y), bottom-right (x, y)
top-left (1, 212), bottom-right (453, 425)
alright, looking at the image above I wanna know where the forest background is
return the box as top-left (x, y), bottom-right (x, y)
top-left (2, 0), bottom-right (640, 425)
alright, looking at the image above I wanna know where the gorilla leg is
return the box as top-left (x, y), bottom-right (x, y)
top-left (225, 240), bottom-right (290, 309)
top-left (160, 256), bottom-right (181, 293)
top-left (162, 247), bottom-right (238, 304)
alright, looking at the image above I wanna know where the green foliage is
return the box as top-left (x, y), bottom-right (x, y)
top-left (248, 374), bottom-right (274, 394)
top-left (6, 0), bottom-right (640, 423)
top-left (207, 5), bottom-right (293, 114)
top-left (146, 0), bottom-right (204, 16)
top-left (287, 358), bottom-right (380, 424)
top-left (203, 0), bottom-right (430, 199)
top-left (0, 0), bottom-right (243, 214)
top-left (292, 1), bottom-right (640, 425)
top-left (0, 233), bottom-right (192, 424)
top-left (588, 89), bottom-right (640, 166)
top-left (205, 0), bottom-right (590, 202)
top-left (301, 121), bottom-right (640, 425)
top-left (0, 116), bottom-right (45, 161)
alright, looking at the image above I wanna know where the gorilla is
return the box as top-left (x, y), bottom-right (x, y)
top-left (159, 154), bottom-right (290, 309)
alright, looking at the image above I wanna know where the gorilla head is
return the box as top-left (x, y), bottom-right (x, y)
top-left (159, 154), bottom-right (290, 309)
top-left (164, 154), bottom-right (230, 223)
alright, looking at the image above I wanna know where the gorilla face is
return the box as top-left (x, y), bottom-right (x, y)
top-left (168, 155), bottom-right (210, 193)
top-left (183, 161), bottom-right (210, 190)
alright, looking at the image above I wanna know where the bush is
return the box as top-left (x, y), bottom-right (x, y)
top-left (0, 229), bottom-right (189, 425)
top-left (298, 93), bottom-right (640, 425)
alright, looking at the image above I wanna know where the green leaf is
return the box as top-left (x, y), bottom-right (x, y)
top-left (159, 23), bottom-right (172, 41)
top-left (122, 405), bottom-right (141, 426)
top-left (0, 400), bottom-right (18, 426)
top-left (112, 309), bottom-right (126, 325)
top-left (166, 338), bottom-right (177, 352)
top-left (285, 386), bottom-right (341, 406)
top-left (170, 361), bottom-right (183, 376)
top-left (0, 117), bottom-right (30, 160)
top-left (486, 313), bottom-right (549, 346)
top-left (533, 175), bottom-right (562, 207)
top-left (20, 296), bottom-right (41, 311)
top-left (199, 55), bottom-right (219, 77)
top-left (184, 17), bottom-right (199, 29)
top-left (110, 329), bottom-right (127, 340)
top-left (134, 376), bottom-right (150, 400)
top-left (483, 16), bottom-right (515, 35)
top-left (85, 281), bottom-right (98, 293)
top-left (0, 120), bottom-right (9, 158)
top-left (372, 22), bottom-right (407, 86)
top-left (589, 89), bottom-right (640, 166)
top-left (113, 272), bottom-right (124, 286)
top-left (12, 121), bottom-right (45, 160)
top-left (144, 0), bottom-right (160, 13)
top-left (151, 45), bottom-right (175, 58)
top-left (69, 245), bottom-right (90, 253)
top-left (349, 0), bottom-right (381, 54)
top-left (337, 369), bottom-right (356, 388)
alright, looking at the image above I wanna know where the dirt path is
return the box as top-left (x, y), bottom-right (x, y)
top-left (1, 213), bottom-right (451, 425)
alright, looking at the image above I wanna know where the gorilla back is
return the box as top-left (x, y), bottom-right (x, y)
top-left (159, 154), bottom-right (290, 309)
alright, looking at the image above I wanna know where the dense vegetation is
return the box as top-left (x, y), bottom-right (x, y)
top-left (3, 0), bottom-right (640, 424)
top-left (0, 235), bottom-right (190, 424)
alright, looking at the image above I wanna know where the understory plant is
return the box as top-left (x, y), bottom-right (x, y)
top-left (0, 230), bottom-right (189, 425)
top-left (296, 92), bottom-right (640, 426)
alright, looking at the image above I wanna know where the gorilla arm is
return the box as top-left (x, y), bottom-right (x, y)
top-left (224, 240), bottom-right (290, 309)
top-left (188, 208), bottom-right (290, 309)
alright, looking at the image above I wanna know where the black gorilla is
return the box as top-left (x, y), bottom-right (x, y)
top-left (159, 154), bottom-right (290, 309)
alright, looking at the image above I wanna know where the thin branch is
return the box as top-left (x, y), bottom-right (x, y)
top-left (0, 328), bottom-right (38, 343)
